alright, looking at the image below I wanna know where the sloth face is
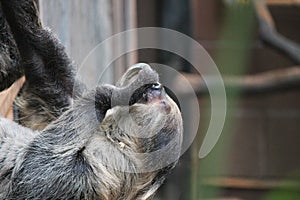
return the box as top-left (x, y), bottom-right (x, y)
top-left (88, 65), bottom-right (183, 173)
top-left (115, 64), bottom-right (182, 136)
top-left (100, 81), bottom-right (183, 155)
top-left (84, 80), bottom-right (183, 194)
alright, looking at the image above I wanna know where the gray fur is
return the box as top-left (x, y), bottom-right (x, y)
top-left (0, 0), bottom-right (183, 199)
top-left (0, 66), bottom-right (183, 200)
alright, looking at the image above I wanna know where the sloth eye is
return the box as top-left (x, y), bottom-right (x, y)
top-left (142, 92), bottom-right (148, 102)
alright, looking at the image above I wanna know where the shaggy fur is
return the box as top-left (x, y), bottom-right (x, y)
top-left (0, 0), bottom-right (183, 199)
top-left (1, 0), bottom-right (81, 129)
top-left (0, 66), bottom-right (183, 200)
top-left (0, 2), bottom-right (22, 91)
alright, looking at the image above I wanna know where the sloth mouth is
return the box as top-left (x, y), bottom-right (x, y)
top-left (129, 83), bottom-right (166, 105)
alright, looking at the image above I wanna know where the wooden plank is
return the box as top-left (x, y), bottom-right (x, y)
top-left (266, 0), bottom-right (300, 5)
top-left (203, 177), bottom-right (300, 190)
top-left (112, 0), bottom-right (137, 82)
top-left (112, 0), bottom-right (125, 82)
top-left (174, 66), bottom-right (300, 96)
top-left (124, 0), bottom-right (137, 67)
top-left (39, 0), bottom-right (114, 86)
top-left (38, 0), bottom-right (138, 85)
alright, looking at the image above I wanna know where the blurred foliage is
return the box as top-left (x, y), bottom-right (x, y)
top-left (188, 1), bottom-right (256, 199)
top-left (265, 189), bottom-right (300, 200)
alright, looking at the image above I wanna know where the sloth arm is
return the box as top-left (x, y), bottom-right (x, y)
top-left (1, 0), bottom-right (83, 129)
top-left (1, 0), bottom-right (160, 130)
top-left (0, 2), bottom-right (23, 91)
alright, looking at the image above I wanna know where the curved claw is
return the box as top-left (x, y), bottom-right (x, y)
top-left (112, 63), bottom-right (160, 107)
top-left (117, 63), bottom-right (158, 87)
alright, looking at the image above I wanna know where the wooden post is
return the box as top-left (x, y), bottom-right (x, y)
top-left (112, 0), bottom-right (138, 82)
top-left (39, 0), bottom-right (114, 86)
top-left (39, 0), bottom-right (138, 85)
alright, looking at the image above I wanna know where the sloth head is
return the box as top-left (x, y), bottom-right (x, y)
top-left (93, 64), bottom-right (183, 172)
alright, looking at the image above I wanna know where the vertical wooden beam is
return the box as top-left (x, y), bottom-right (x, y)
top-left (112, 0), bottom-right (138, 82)
top-left (39, 0), bottom-right (138, 85)
top-left (124, 0), bottom-right (138, 67)
top-left (39, 0), bottom-right (114, 86)
top-left (112, 0), bottom-right (126, 82)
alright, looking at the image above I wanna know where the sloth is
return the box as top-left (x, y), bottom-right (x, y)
top-left (0, 64), bottom-right (183, 200)
top-left (0, 0), bottom-right (183, 199)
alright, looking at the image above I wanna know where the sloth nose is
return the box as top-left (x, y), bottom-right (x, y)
top-left (147, 83), bottom-right (169, 102)
top-left (129, 83), bottom-right (167, 105)
top-left (150, 84), bottom-right (171, 113)
top-left (151, 83), bottom-right (162, 90)
top-left (149, 83), bottom-right (163, 99)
